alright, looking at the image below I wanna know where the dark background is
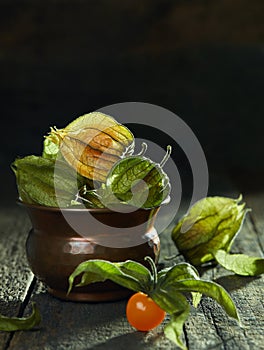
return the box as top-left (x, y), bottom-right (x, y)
top-left (1, 0), bottom-right (264, 202)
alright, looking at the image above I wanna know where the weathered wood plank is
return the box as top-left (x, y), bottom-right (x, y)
top-left (8, 229), bottom-right (177, 350)
top-left (3, 185), bottom-right (264, 350)
top-left (9, 282), bottom-right (174, 350)
top-left (243, 192), bottom-right (264, 253)
top-left (0, 206), bottom-right (35, 349)
top-left (166, 183), bottom-right (264, 350)
top-left (229, 171), bottom-right (264, 254)
top-left (184, 213), bottom-right (264, 350)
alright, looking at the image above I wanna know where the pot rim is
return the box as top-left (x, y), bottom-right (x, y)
top-left (16, 199), bottom-right (160, 213)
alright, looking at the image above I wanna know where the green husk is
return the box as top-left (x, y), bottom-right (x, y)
top-left (171, 195), bottom-right (249, 266)
top-left (105, 146), bottom-right (171, 209)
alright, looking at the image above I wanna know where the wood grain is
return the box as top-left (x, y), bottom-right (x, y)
top-left (0, 206), bottom-right (34, 350)
top-left (0, 188), bottom-right (264, 349)
top-left (184, 215), bottom-right (264, 350)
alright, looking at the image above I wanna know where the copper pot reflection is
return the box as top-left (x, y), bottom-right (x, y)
top-left (20, 201), bottom-right (160, 302)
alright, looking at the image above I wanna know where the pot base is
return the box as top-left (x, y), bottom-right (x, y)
top-left (22, 202), bottom-right (160, 302)
top-left (48, 287), bottom-right (133, 302)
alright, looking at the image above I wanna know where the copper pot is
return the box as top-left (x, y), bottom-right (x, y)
top-left (20, 201), bottom-right (160, 302)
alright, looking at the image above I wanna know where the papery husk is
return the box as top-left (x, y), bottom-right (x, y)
top-left (171, 195), bottom-right (249, 266)
top-left (47, 112), bottom-right (134, 182)
top-left (106, 145), bottom-right (172, 208)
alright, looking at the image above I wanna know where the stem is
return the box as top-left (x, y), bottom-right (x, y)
top-left (137, 142), bottom-right (148, 156)
top-left (160, 145), bottom-right (172, 168)
top-left (164, 253), bottom-right (182, 261)
top-left (235, 193), bottom-right (243, 203)
top-left (145, 256), bottom-right (158, 287)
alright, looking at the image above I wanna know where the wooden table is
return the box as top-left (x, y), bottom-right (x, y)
top-left (0, 175), bottom-right (263, 350)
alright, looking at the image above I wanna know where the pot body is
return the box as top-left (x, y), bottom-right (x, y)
top-left (22, 203), bottom-right (160, 301)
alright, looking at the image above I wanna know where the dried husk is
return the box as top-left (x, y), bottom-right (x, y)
top-left (47, 112), bottom-right (134, 182)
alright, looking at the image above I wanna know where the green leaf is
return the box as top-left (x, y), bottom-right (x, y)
top-left (115, 260), bottom-right (153, 292)
top-left (165, 311), bottom-right (189, 350)
top-left (68, 257), bottom-right (241, 348)
top-left (158, 262), bottom-right (200, 286)
top-left (152, 290), bottom-right (189, 350)
top-left (214, 249), bottom-right (264, 276)
top-left (171, 279), bottom-right (240, 323)
top-left (68, 259), bottom-right (149, 295)
top-left (0, 302), bottom-right (41, 331)
top-left (172, 195), bottom-right (249, 265)
top-left (191, 291), bottom-right (202, 308)
top-left (12, 156), bottom-right (86, 207)
top-left (157, 263), bottom-right (202, 308)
